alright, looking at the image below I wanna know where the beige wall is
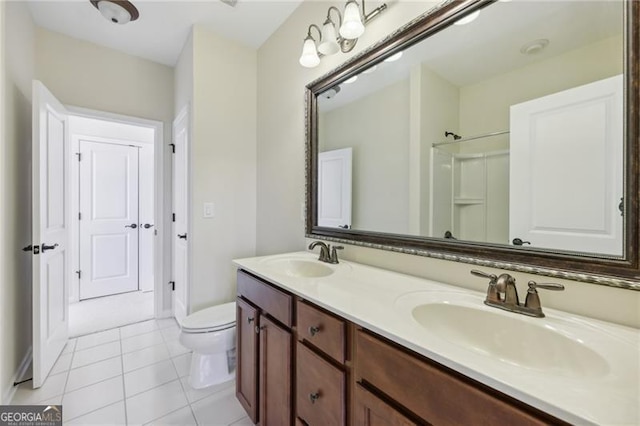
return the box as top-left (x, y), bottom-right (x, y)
top-left (320, 79), bottom-right (410, 233)
top-left (188, 26), bottom-right (257, 312)
top-left (1, 0), bottom-right (35, 403)
top-left (257, 0), bottom-right (640, 328)
top-left (36, 27), bottom-right (175, 313)
top-left (458, 35), bottom-right (623, 153)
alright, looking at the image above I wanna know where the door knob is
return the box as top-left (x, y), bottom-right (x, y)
top-left (177, 233), bottom-right (187, 240)
top-left (41, 243), bottom-right (59, 253)
top-left (142, 224), bottom-right (154, 229)
top-left (125, 223), bottom-right (138, 229)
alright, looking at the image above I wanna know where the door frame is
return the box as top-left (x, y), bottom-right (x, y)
top-left (66, 106), bottom-right (169, 318)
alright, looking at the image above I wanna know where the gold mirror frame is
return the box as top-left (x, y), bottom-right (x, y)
top-left (305, 0), bottom-right (640, 289)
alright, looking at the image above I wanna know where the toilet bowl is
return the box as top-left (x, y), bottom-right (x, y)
top-left (179, 301), bottom-right (236, 389)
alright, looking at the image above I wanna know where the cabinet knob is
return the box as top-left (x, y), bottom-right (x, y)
top-left (308, 326), bottom-right (320, 336)
top-left (255, 325), bottom-right (266, 334)
top-left (309, 392), bottom-right (320, 404)
top-left (247, 317), bottom-right (254, 324)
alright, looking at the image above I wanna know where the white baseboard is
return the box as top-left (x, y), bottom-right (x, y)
top-left (3, 346), bottom-right (32, 405)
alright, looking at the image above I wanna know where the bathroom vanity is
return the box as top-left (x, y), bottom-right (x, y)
top-left (234, 252), bottom-right (639, 426)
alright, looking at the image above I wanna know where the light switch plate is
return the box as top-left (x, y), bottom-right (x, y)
top-left (204, 202), bottom-right (215, 218)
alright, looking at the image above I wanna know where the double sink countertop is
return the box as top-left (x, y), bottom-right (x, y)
top-left (233, 251), bottom-right (640, 426)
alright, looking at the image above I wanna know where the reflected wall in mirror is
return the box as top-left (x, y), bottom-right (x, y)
top-left (307, 0), bottom-right (640, 286)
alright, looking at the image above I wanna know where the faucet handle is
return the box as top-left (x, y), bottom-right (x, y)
top-left (329, 245), bottom-right (343, 264)
top-left (527, 281), bottom-right (565, 291)
top-left (470, 269), bottom-right (497, 282)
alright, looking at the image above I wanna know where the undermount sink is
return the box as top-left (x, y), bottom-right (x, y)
top-left (262, 257), bottom-right (335, 278)
top-left (397, 292), bottom-right (611, 379)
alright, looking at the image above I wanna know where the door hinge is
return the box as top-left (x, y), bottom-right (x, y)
top-left (76, 152), bottom-right (82, 161)
top-left (172, 213), bottom-right (176, 222)
top-left (169, 143), bottom-right (175, 153)
top-left (76, 270), bottom-right (81, 279)
top-left (78, 212), bottom-right (82, 220)
top-left (169, 281), bottom-right (175, 291)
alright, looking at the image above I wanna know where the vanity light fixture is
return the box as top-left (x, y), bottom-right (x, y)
top-left (344, 75), bottom-right (358, 84)
top-left (299, 0), bottom-right (388, 68)
top-left (90, 0), bottom-right (139, 24)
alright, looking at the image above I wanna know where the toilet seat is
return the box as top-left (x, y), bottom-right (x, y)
top-left (181, 301), bottom-right (236, 333)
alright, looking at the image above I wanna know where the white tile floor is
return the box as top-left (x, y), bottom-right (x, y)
top-left (12, 318), bottom-right (251, 426)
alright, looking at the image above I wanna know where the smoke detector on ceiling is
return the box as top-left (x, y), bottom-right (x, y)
top-left (520, 39), bottom-right (549, 55)
top-left (90, 0), bottom-right (139, 25)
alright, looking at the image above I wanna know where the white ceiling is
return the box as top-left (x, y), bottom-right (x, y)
top-left (27, 0), bottom-right (304, 66)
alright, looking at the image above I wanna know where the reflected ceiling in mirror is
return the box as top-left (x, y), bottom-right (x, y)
top-left (306, 0), bottom-right (640, 287)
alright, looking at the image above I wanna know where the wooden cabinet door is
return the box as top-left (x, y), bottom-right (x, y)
top-left (259, 314), bottom-right (292, 426)
top-left (236, 297), bottom-right (259, 424)
top-left (354, 384), bottom-right (417, 426)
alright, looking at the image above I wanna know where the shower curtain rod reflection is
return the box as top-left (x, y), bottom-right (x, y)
top-left (433, 130), bottom-right (510, 147)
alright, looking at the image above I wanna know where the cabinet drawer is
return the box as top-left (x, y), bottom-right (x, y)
top-left (355, 330), bottom-right (556, 426)
top-left (237, 270), bottom-right (292, 327)
top-left (354, 384), bottom-right (418, 426)
top-left (296, 342), bottom-right (345, 426)
top-left (297, 300), bottom-right (346, 363)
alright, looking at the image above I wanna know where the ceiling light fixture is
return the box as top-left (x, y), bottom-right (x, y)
top-left (90, 0), bottom-right (139, 25)
top-left (299, 0), bottom-right (388, 68)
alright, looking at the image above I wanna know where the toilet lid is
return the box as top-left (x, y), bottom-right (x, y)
top-left (182, 301), bottom-right (236, 332)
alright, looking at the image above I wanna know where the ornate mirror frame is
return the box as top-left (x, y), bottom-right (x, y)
top-left (305, 0), bottom-right (640, 289)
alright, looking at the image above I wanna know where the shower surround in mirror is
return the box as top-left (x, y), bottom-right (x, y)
top-left (317, 0), bottom-right (624, 256)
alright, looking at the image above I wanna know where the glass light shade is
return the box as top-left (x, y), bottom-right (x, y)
top-left (340, 1), bottom-right (364, 39)
top-left (299, 38), bottom-right (320, 68)
top-left (98, 1), bottom-right (132, 24)
top-left (318, 21), bottom-right (340, 55)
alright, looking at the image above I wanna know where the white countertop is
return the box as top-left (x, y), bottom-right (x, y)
top-left (233, 251), bottom-right (640, 425)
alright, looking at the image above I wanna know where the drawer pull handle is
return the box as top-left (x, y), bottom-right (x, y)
top-left (255, 325), bottom-right (266, 334)
top-left (247, 317), bottom-right (254, 324)
top-left (309, 392), bottom-right (320, 404)
top-left (308, 326), bottom-right (320, 336)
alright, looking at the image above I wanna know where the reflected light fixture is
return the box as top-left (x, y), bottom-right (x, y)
top-left (299, 0), bottom-right (388, 68)
top-left (454, 10), bottom-right (480, 26)
top-left (90, 0), bottom-right (139, 24)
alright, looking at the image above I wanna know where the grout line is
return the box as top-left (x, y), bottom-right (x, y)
top-left (64, 398), bottom-right (126, 424)
top-left (70, 316), bottom-right (155, 340)
top-left (61, 341), bottom-right (78, 396)
top-left (119, 328), bottom-right (129, 426)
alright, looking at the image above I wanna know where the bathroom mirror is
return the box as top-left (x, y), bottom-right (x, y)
top-left (305, 0), bottom-right (640, 287)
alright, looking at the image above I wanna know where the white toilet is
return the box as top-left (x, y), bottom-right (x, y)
top-left (179, 301), bottom-right (236, 389)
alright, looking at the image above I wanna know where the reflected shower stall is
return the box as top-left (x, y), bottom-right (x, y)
top-left (430, 131), bottom-right (510, 245)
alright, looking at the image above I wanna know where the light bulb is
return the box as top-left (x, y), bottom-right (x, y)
top-left (299, 37), bottom-right (320, 68)
top-left (340, 1), bottom-right (364, 39)
top-left (318, 20), bottom-right (340, 55)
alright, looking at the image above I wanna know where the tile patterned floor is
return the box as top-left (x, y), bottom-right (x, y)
top-left (12, 318), bottom-right (251, 426)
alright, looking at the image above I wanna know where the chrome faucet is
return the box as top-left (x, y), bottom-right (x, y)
top-left (471, 270), bottom-right (564, 318)
top-left (308, 241), bottom-right (343, 264)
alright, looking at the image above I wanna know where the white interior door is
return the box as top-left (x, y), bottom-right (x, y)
top-left (509, 75), bottom-right (623, 255)
top-left (32, 80), bottom-right (69, 388)
top-left (79, 141), bottom-right (140, 299)
top-left (318, 148), bottom-right (352, 229)
top-left (172, 108), bottom-right (190, 325)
